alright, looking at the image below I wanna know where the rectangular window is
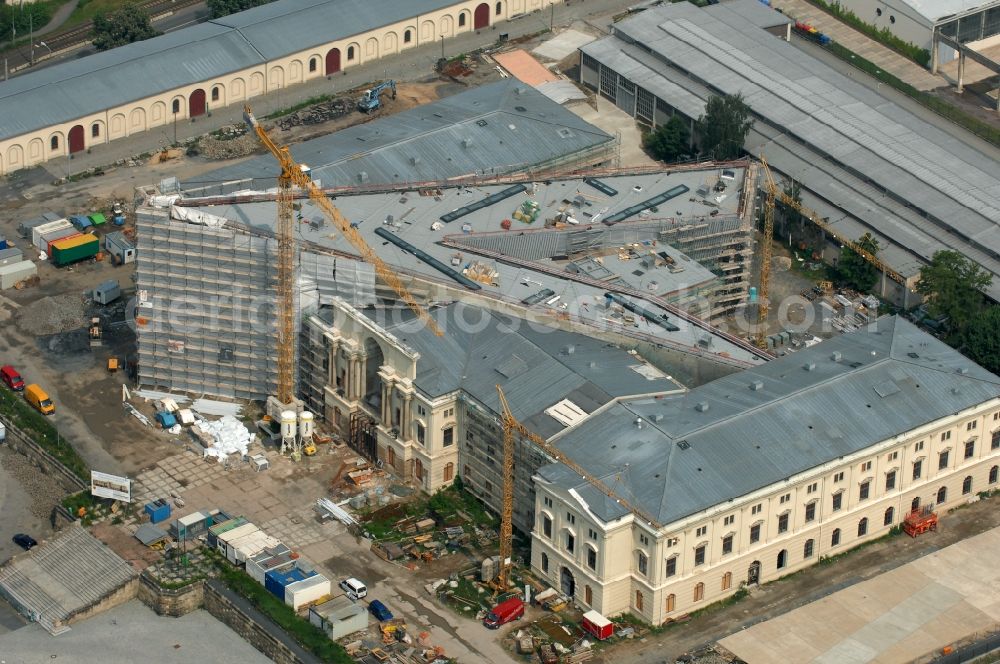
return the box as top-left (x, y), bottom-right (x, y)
top-left (724, 514), bottom-right (735, 526)
top-left (777, 513), bottom-right (789, 533)
top-left (566, 513), bottom-right (576, 525)
top-left (861, 461), bottom-right (872, 472)
top-left (637, 552), bottom-right (647, 576)
top-left (543, 515), bottom-right (552, 538)
top-left (967, 421), bottom-right (977, 431)
top-left (804, 502), bottom-right (816, 522)
top-left (885, 470), bottom-right (896, 491)
top-left (587, 548), bottom-right (597, 569)
top-left (544, 497), bottom-right (553, 508)
top-left (639, 533), bottom-right (649, 545)
top-left (443, 426), bottom-right (454, 447)
top-left (965, 440), bottom-right (975, 459)
top-left (779, 493), bottom-right (790, 504)
top-left (993, 430), bottom-right (1000, 450)
top-left (832, 492), bottom-right (843, 511)
top-left (887, 451), bottom-right (898, 462)
top-left (665, 557), bottom-right (677, 577)
top-left (751, 503), bottom-right (762, 515)
top-left (588, 528), bottom-right (598, 540)
top-left (417, 405), bottom-right (426, 416)
top-left (695, 526), bottom-right (707, 537)
top-left (941, 431), bottom-right (952, 442)
top-left (915, 440), bottom-right (924, 451)
top-left (694, 544), bottom-right (706, 566)
top-left (939, 450), bottom-right (950, 470)
top-left (416, 423), bottom-right (426, 445)
top-left (565, 533), bottom-right (575, 553)
top-left (806, 482), bottom-right (818, 494)
top-left (722, 534), bottom-right (733, 555)
top-left (833, 471), bottom-right (844, 482)
top-left (859, 481), bottom-right (870, 501)
top-left (749, 523), bottom-right (761, 543)
top-left (913, 459), bottom-right (923, 480)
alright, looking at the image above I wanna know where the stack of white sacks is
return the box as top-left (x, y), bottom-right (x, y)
top-left (194, 415), bottom-right (256, 462)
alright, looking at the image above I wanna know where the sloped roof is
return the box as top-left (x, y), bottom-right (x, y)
top-left (183, 80), bottom-right (613, 192)
top-left (0, 0), bottom-right (477, 139)
top-left (539, 316), bottom-right (1000, 526)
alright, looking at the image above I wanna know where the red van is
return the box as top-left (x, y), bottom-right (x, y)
top-left (483, 597), bottom-right (524, 629)
top-left (1, 365), bottom-right (24, 391)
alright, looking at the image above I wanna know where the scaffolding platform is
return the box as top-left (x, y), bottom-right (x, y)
top-left (902, 507), bottom-right (938, 537)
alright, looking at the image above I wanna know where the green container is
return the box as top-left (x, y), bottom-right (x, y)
top-left (51, 234), bottom-right (99, 266)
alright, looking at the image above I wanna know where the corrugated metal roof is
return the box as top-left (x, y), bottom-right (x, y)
top-left (183, 80), bottom-right (613, 192)
top-left (540, 316), bottom-right (1000, 526)
top-left (893, 0), bottom-right (1000, 23)
top-left (0, 0), bottom-right (486, 139)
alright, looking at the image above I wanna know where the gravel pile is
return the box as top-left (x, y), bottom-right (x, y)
top-left (199, 133), bottom-right (259, 160)
top-left (1, 448), bottom-right (67, 519)
top-left (17, 294), bottom-right (85, 335)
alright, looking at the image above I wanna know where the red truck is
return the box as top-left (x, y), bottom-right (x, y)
top-left (483, 597), bottom-right (524, 629)
top-left (1, 365), bottom-right (24, 391)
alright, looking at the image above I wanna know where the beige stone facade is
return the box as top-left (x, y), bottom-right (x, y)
top-left (0, 0), bottom-right (559, 174)
top-left (532, 402), bottom-right (1000, 624)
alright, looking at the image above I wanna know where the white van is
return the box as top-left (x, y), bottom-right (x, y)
top-left (339, 577), bottom-right (367, 600)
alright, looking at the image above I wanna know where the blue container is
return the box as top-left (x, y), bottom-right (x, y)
top-left (155, 411), bottom-right (177, 428)
top-left (0, 237), bottom-right (7, 250)
top-left (145, 499), bottom-right (171, 524)
top-left (70, 215), bottom-right (93, 232)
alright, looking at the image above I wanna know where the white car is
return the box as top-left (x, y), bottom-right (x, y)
top-left (339, 577), bottom-right (367, 600)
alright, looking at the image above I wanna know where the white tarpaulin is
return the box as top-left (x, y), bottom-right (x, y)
top-left (194, 415), bottom-right (255, 461)
top-left (170, 205), bottom-right (229, 227)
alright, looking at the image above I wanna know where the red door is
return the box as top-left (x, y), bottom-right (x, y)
top-left (68, 124), bottom-right (85, 153)
top-left (189, 89), bottom-right (206, 117)
top-left (474, 3), bottom-right (489, 29)
top-left (326, 48), bottom-right (341, 75)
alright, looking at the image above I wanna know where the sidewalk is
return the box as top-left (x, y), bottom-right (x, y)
top-left (770, 0), bottom-right (942, 91)
top-left (36, 0), bottom-right (81, 38)
top-left (37, 0), bottom-right (622, 185)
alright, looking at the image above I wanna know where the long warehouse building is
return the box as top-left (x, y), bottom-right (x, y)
top-left (0, 0), bottom-right (563, 174)
top-left (580, 0), bottom-right (1000, 304)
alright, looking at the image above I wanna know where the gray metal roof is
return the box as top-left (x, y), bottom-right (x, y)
top-left (539, 316), bottom-right (1000, 526)
top-left (0, 0), bottom-right (482, 140)
top-left (182, 80), bottom-right (613, 193)
top-left (358, 303), bottom-right (682, 434)
top-left (893, 0), bottom-right (1000, 23)
top-left (583, 0), bottom-right (1000, 299)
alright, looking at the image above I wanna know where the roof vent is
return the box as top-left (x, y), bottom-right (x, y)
top-left (462, 138), bottom-right (474, 148)
top-left (635, 418), bottom-right (643, 429)
top-left (831, 351), bottom-right (842, 362)
top-left (357, 171), bottom-right (368, 183)
top-left (409, 156), bottom-right (421, 166)
top-left (588, 361), bottom-right (596, 369)
top-left (957, 367), bottom-right (969, 375)
top-left (804, 362), bottom-right (816, 371)
top-left (515, 86), bottom-right (526, 95)
top-left (749, 380), bottom-right (764, 391)
top-left (951, 387), bottom-right (961, 395)
top-left (653, 414), bottom-right (664, 423)
top-left (677, 440), bottom-right (690, 450)
top-left (695, 401), bottom-right (710, 412)
top-left (563, 345), bottom-right (575, 355)
top-left (475, 119), bottom-right (488, 127)
top-left (514, 105), bottom-right (527, 112)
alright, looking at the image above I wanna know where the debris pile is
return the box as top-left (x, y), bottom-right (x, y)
top-left (199, 133), bottom-right (259, 160)
top-left (276, 98), bottom-right (352, 131)
top-left (193, 415), bottom-right (255, 461)
top-left (17, 294), bottom-right (85, 335)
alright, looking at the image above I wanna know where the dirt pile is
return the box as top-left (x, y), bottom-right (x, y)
top-left (199, 131), bottom-right (260, 160)
top-left (1, 448), bottom-right (67, 519)
top-left (16, 294), bottom-right (85, 336)
top-left (276, 98), bottom-right (352, 131)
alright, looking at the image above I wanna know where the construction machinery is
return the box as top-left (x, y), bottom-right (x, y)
top-left (89, 317), bottom-right (102, 348)
top-left (902, 506), bottom-right (938, 537)
top-left (242, 105), bottom-right (442, 407)
top-left (756, 154), bottom-right (906, 348)
top-left (358, 80), bottom-right (396, 114)
top-left (494, 385), bottom-right (662, 591)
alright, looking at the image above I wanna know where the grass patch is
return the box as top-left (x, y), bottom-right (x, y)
top-left (0, 386), bottom-right (88, 481)
top-left (362, 478), bottom-right (496, 542)
top-left (212, 553), bottom-right (352, 663)
top-left (817, 526), bottom-right (902, 566)
top-left (825, 41), bottom-right (1000, 148)
top-left (62, 0), bottom-right (135, 32)
top-left (263, 93), bottom-right (338, 120)
top-left (803, 0), bottom-right (930, 66)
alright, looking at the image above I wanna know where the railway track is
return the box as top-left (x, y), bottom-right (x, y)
top-left (3, 0), bottom-right (204, 75)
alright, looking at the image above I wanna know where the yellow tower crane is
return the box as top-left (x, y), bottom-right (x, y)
top-left (242, 105), bottom-right (443, 401)
top-left (494, 385), bottom-right (662, 591)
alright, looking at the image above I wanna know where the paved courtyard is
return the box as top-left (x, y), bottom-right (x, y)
top-left (720, 525), bottom-right (1000, 663)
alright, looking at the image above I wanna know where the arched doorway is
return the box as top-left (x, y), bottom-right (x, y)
top-left (189, 89), bottom-right (206, 117)
top-left (474, 2), bottom-right (490, 29)
top-left (747, 560), bottom-right (761, 585)
top-left (325, 48), bottom-right (341, 75)
top-left (363, 338), bottom-right (384, 409)
top-left (68, 125), bottom-right (85, 153)
top-left (560, 567), bottom-right (575, 597)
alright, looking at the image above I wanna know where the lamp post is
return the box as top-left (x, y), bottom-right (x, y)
top-left (37, 40), bottom-right (51, 55)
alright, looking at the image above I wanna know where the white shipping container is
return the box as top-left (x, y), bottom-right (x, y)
top-left (216, 522), bottom-right (258, 555)
top-left (229, 530), bottom-right (280, 564)
top-left (0, 247), bottom-right (24, 266)
top-left (285, 574), bottom-right (330, 611)
top-left (0, 261), bottom-right (37, 290)
top-left (32, 219), bottom-right (72, 250)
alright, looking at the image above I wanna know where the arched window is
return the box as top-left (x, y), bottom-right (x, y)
top-left (858, 517), bottom-right (868, 537)
top-left (937, 486), bottom-right (947, 504)
top-left (347, 45), bottom-right (355, 60)
top-left (443, 462), bottom-right (454, 482)
top-left (459, 12), bottom-right (466, 27)
top-left (172, 99), bottom-right (180, 114)
top-left (91, 123), bottom-right (100, 138)
top-left (635, 590), bottom-right (643, 611)
top-left (721, 572), bottom-right (732, 590)
top-left (776, 549), bottom-right (787, 569)
top-left (584, 585), bottom-right (592, 604)
top-left (404, 29), bottom-right (412, 43)
top-left (50, 136), bottom-right (59, 150)
top-left (665, 593), bottom-right (675, 613)
top-left (414, 458), bottom-right (424, 481)
top-left (540, 552), bottom-right (548, 572)
top-left (911, 496), bottom-right (920, 512)
top-left (386, 446), bottom-right (396, 467)
top-left (693, 582), bottom-right (704, 601)
top-left (884, 506), bottom-right (894, 526)
top-left (831, 528), bottom-right (841, 547)
top-left (803, 539), bottom-right (814, 558)
top-left (962, 475), bottom-right (973, 495)
top-left (309, 57), bottom-right (318, 72)
top-left (990, 465), bottom-right (998, 484)
top-left (496, 1), bottom-right (502, 14)
top-left (637, 551), bottom-right (648, 576)
top-left (211, 86), bottom-right (220, 102)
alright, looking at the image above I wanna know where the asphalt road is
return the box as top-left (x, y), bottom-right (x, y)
top-left (0, 447), bottom-right (55, 566)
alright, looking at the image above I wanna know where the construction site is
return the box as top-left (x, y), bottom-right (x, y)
top-left (1, 0), bottom-right (1000, 663)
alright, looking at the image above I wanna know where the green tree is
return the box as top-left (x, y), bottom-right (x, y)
top-left (695, 93), bottom-right (753, 161)
top-left (207, 0), bottom-right (275, 19)
top-left (643, 115), bottom-right (691, 162)
top-left (0, 3), bottom-right (53, 44)
top-left (916, 250), bottom-right (993, 334)
top-left (960, 305), bottom-right (1000, 375)
top-left (92, 4), bottom-right (159, 51)
top-left (837, 233), bottom-right (880, 292)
